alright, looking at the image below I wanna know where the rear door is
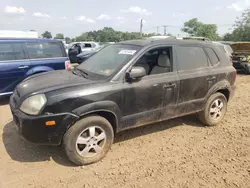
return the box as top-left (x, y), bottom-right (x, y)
top-left (175, 45), bottom-right (212, 114)
top-left (26, 41), bottom-right (68, 72)
top-left (0, 42), bottom-right (30, 95)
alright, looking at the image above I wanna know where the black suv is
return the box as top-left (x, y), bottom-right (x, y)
top-left (10, 39), bottom-right (236, 165)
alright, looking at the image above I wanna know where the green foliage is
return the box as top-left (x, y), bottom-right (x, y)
top-left (41, 31), bottom-right (52, 39)
top-left (74, 27), bottom-right (155, 42)
top-left (54, 33), bottom-right (64, 39)
top-left (223, 8), bottom-right (250, 41)
top-left (182, 18), bottom-right (221, 40)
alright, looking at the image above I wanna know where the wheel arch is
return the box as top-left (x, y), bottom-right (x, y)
top-left (72, 101), bottom-right (122, 134)
top-left (206, 80), bottom-right (231, 101)
top-left (216, 88), bottom-right (230, 101)
top-left (77, 110), bottom-right (118, 134)
top-left (26, 66), bottom-right (54, 76)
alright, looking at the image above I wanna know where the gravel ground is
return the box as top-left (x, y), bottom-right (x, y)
top-left (0, 74), bottom-right (250, 188)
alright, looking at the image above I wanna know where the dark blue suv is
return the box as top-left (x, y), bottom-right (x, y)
top-left (0, 38), bottom-right (70, 96)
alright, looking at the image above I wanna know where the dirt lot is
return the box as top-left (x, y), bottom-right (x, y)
top-left (0, 75), bottom-right (250, 188)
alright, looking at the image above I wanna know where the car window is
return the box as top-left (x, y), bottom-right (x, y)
top-left (13, 43), bottom-right (28, 60)
top-left (0, 43), bottom-right (15, 61)
top-left (133, 47), bottom-right (172, 75)
top-left (205, 48), bottom-right (219, 65)
top-left (176, 46), bottom-right (208, 70)
top-left (77, 44), bottom-right (141, 78)
top-left (26, 42), bottom-right (64, 59)
top-left (84, 43), bottom-right (92, 48)
top-left (224, 45), bottom-right (233, 54)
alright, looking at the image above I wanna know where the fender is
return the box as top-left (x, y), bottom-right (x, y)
top-left (72, 100), bottom-right (122, 128)
top-left (206, 79), bottom-right (231, 100)
top-left (26, 66), bottom-right (54, 76)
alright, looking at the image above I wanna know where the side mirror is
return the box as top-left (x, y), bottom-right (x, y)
top-left (126, 66), bottom-right (146, 82)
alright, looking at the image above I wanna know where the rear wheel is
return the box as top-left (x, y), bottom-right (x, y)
top-left (199, 93), bottom-right (227, 126)
top-left (63, 116), bottom-right (114, 166)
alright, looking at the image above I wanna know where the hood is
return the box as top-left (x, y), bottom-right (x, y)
top-left (16, 70), bottom-right (95, 97)
top-left (231, 42), bottom-right (250, 53)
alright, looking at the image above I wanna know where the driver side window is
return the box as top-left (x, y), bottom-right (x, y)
top-left (133, 47), bottom-right (173, 76)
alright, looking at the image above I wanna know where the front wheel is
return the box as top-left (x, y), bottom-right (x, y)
top-left (199, 93), bottom-right (227, 126)
top-left (63, 116), bottom-right (114, 166)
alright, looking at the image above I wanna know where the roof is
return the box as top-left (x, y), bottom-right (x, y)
top-left (118, 38), bottom-right (215, 47)
top-left (0, 38), bottom-right (61, 43)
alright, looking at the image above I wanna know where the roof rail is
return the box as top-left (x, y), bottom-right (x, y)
top-left (177, 36), bottom-right (211, 41)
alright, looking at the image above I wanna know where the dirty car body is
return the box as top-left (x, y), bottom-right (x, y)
top-left (10, 39), bottom-right (236, 146)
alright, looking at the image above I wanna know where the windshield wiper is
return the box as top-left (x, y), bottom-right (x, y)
top-left (75, 68), bottom-right (88, 78)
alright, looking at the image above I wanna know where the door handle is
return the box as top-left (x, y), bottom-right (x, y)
top-left (206, 76), bottom-right (216, 81)
top-left (163, 83), bottom-right (176, 89)
top-left (18, 65), bottom-right (29, 69)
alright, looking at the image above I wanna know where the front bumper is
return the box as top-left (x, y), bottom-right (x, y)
top-left (10, 97), bottom-right (79, 145)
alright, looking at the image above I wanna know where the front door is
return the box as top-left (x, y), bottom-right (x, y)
top-left (120, 46), bottom-right (179, 130)
top-left (0, 43), bottom-right (30, 95)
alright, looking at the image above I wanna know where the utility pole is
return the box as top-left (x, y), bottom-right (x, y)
top-left (140, 19), bottom-right (143, 38)
top-left (163, 25), bottom-right (167, 35)
top-left (156, 26), bottom-right (159, 35)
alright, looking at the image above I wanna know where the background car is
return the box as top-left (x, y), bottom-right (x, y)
top-left (76, 45), bottom-right (107, 64)
top-left (0, 38), bottom-right (70, 97)
top-left (231, 42), bottom-right (250, 74)
top-left (68, 42), bottom-right (100, 63)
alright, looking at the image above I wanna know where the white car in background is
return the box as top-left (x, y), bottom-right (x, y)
top-left (68, 41), bottom-right (100, 52)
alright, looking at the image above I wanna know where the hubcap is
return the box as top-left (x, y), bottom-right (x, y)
top-left (209, 99), bottom-right (224, 120)
top-left (76, 126), bottom-right (106, 157)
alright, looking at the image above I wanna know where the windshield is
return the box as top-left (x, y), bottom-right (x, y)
top-left (77, 44), bottom-right (141, 78)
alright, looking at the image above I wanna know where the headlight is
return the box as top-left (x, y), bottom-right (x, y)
top-left (20, 94), bottom-right (47, 115)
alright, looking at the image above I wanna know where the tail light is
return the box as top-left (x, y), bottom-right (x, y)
top-left (65, 60), bottom-right (71, 70)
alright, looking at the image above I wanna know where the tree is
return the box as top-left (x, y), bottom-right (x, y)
top-left (54, 33), bottom-right (64, 39)
top-left (182, 18), bottom-right (220, 40)
top-left (41, 31), bottom-right (52, 39)
top-left (223, 8), bottom-right (250, 41)
top-left (73, 27), bottom-right (150, 43)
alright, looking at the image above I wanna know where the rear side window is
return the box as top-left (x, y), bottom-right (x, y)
top-left (26, 42), bottom-right (64, 59)
top-left (0, 43), bottom-right (15, 61)
top-left (84, 43), bottom-right (92, 48)
top-left (176, 46), bottom-right (208, 70)
top-left (205, 48), bottom-right (219, 65)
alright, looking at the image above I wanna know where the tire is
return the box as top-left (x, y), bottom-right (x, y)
top-left (63, 116), bottom-right (114, 166)
top-left (199, 93), bottom-right (227, 126)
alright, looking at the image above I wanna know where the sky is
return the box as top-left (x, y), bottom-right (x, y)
top-left (0, 0), bottom-right (249, 38)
